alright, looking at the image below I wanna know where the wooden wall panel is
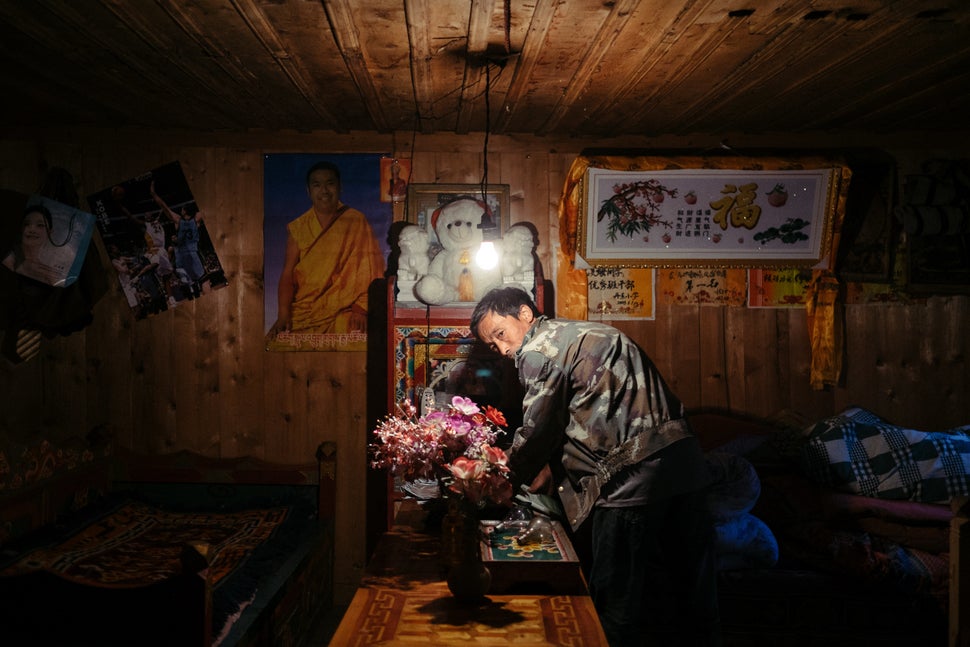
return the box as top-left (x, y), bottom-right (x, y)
top-left (434, 151), bottom-right (480, 184)
top-left (2, 132), bottom-right (970, 606)
top-left (745, 308), bottom-right (785, 418)
top-left (137, 311), bottom-right (176, 452)
top-left (784, 308), bottom-right (834, 423)
top-left (523, 153), bottom-right (553, 272)
top-left (697, 307), bottom-right (730, 411)
top-left (86, 294), bottom-right (136, 445)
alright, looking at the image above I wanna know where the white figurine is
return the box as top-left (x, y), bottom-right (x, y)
top-left (501, 224), bottom-right (535, 282)
top-left (397, 224), bottom-right (430, 281)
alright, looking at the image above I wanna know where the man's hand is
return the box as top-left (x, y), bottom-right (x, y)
top-left (528, 464), bottom-right (554, 494)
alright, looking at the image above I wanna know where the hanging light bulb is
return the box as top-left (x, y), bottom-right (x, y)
top-left (475, 240), bottom-right (498, 270)
top-left (476, 60), bottom-right (499, 271)
top-left (476, 207), bottom-right (499, 269)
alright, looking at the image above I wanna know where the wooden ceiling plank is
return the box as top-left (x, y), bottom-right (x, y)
top-left (491, 0), bottom-right (560, 134)
top-left (798, 53), bottom-right (970, 131)
top-left (229, 0), bottom-right (344, 130)
top-left (535, 0), bottom-right (640, 136)
top-left (144, 0), bottom-right (291, 128)
top-left (322, 0), bottom-right (391, 132)
top-left (708, 11), bottom-right (938, 132)
top-left (116, 0), bottom-right (291, 127)
top-left (261, 1), bottom-right (374, 132)
top-left (343, 0), bottom-right (425, 134)
top-left (572, 0), bottom-right (726, 136)
top-left (599, 1), bottom-right (780, 135)
top-left (0, 1), bottom-right (218, 129)
top-left (845, 70), bottom-right (970, 131)
top-left (405, 0), bottom-right (436, 134)
top-left (652, 2), bottom-right (812, 133)
top-left (713, 1), bottom-right (963, 133)
top-left (454, 0), bottom-right (491, 134)
top-left (3, 0), bottom-right (970, 136)
top-left (771, 13), bottom-right (970, 131)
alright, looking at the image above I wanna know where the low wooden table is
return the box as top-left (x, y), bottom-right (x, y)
top-left (329, 501), bottom-right (608, 646)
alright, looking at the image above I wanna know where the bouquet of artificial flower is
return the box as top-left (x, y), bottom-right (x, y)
top-left (370, 395), bottom-right (514, 507)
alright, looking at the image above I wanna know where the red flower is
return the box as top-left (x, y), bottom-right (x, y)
top-left (484, 405), bottom-right (507, 428)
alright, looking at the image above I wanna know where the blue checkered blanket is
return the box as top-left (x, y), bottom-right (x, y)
top-left (800, 407), bottom-right (970, 503)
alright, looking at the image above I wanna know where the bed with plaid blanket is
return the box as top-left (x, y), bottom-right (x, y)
top-left (691, 410), bottom-right (955, 647)
top-left (800, 407), bottom-right (970, 502)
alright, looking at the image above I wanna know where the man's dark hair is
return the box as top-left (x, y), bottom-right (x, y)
top-left (470, 286), bottom-right (540, 339)
top-left (305, 161), bottom-right (341, 187)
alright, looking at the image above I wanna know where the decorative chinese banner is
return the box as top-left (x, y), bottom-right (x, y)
top-left (657, 268), bottom-right (747, 306)
top-left (579, 167), bottom-right (841, 267)
top-left (557, 154), bottom-right (850, 320)
top-left (747, 268), bottom-right (813, 308)
top-left (585, 267), bottom-right (655, 320)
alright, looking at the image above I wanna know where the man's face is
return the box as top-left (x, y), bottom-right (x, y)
top-left (307, 168), bottom-right (341, 214)
top-left (476, 305), bottom-right (535, 358)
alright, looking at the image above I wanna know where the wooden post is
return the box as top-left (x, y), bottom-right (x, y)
top-left (952, 496), bottom-right (970, 647)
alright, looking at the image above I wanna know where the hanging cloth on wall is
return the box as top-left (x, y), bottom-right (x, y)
top-left (805, 270), bottom-right (843, 389)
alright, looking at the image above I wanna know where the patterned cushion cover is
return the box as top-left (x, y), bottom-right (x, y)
top-left (800, 407), bottom-right (970, 503)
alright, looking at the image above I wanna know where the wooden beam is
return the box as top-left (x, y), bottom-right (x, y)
top-left (405, 0), bottom-right (436, 134)
top-left (322, 0), bottom-right (391, 132)
top-left (454, 0), bottom-right (491, 134)
top-left (490, 0), bottom-right (559, 134)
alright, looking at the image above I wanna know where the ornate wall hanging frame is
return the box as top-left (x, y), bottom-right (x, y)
top-left (577, 166), bottom-right (841, 268)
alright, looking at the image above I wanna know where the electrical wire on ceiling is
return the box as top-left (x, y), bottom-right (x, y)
top-left (479, 60), bottom-right (491, 205)
top-left (479, 0), bottom-right (512, 213)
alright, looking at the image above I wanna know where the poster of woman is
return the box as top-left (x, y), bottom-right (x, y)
top-left (2, 196), bottom-right (95, 288)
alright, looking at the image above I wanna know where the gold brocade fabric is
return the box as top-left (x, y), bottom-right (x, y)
top-left (806, 271), bottom-right (843, 389)
top-left (287, 205), bottom-right (385, 333)
top-left (556, 153), bottom-right (852, 389)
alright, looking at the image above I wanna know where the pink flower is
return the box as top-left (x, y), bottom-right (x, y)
top-left (448, 456), bottom-right (486, 480)
top-left (450, 396), bottom-right (479, 416)
top-left (482, 445), bottom-right (509, 469)
top-left (369, 397), bottom-right (512, 506)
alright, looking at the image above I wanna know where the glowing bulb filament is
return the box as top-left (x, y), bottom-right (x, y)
top-left (475, 241), bottom-right (498, 270)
